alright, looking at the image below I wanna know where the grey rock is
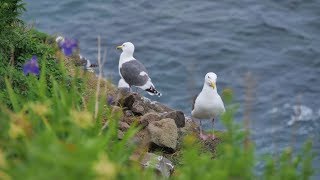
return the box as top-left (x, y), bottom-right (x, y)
top-left (179, 116), bottom-right (199, 134)
top-left (123, 94), bottom-right (173, 115)
top-left (119, 121), bottom-right (130, 131)
top-left (118, 130), bottom-right (124, 140)
top-left (140, 153), bottom-right (174, 177)
top-left (110, 106), bottom-right (123, 116)
top-left (147, 118), bottom-right (178, 150)
top-left (121, 116), bottom-right (136, 126)
top-left (139, 112), bottom-right (161, 128)
top-left (124, 110), bottom-right (134, 117)
top-left (161, 111), bottom-right (185, 128)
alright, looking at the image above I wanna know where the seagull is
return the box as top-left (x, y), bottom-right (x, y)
top-left (79, 55), bottom-right (98, 73)
top-left (55, 36), bottom-right (65, 45)
top-left (116, 42), bottom-right (161, 97)
top-left (118, 78), bottom-right (130, 90)
top-left (191, 72), bottom-right (225, 140)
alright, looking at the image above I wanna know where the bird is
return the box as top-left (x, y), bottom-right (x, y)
top-left (79, 55), bottom-right (98, 73)
top-left (116, 42), bottom-right (161, 97)
top-left (55, 36), bottom-right (65, 45)
top-left (191, 72), bottom-right (225, 140)
top-left (118, 78), bottom-right (130, 91)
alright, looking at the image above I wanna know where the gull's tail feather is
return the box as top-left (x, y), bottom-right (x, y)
top-left (90, 64), bottom-right (98, 67)
top-left (145, 86), bottom-right (162, 97)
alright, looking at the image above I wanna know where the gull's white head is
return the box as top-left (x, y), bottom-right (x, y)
top-left (204, 72), bottom-right (217, 89)
top-left (116, 42), bottom-right (135, 55)
top-left (86, 59), bottom-right (91, 68)
top-left (56, 36), bottom-right (65, 43)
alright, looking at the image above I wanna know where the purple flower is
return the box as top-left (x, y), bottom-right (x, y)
top-left (59, 38), bottom-right (78, 56)
top-left (107, 96), bottom-right (114, 105)
top-left (23, 56), bottom-right (40, 76)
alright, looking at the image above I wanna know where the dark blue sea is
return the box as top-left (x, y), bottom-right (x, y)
top-left (24, 0), bottom-right (320, 178)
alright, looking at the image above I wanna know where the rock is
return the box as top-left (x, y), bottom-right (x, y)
top-left (161, 111), bottom-right (185, 128)
top-left (147, 118), bottom-right (178, 151)
top-left (110, 106), bottom-right (123, 117)
top-left (123, 94), bottom-right (173, 115)
top-left (139, 112), bottom-right (161, 128)
top-left (140, 153), bottom-right (174, 177)
top-left (124, 110), bottom-right (134, 117)
top-left (121, 116), bottom-right (136, 126)
top-left (113, 89), bottom-right (131, 106)
top-left (180, 117), bottom-right (199, 134)
top-left (118, 130), bottom-right (124, 139)
top-left (123, 94), bottom-right (145, 115)
top-left (119, 121), bottom-right (130, 131)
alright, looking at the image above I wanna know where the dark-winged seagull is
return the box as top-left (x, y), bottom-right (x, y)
top-left (191, 72), bottom-right (225, 140)
top-left (118, 78), bottom-right (130, 91)
top-left (116, 42), bottom-right (161, 97)
top-left (79, 55), bottom-right (98, 73)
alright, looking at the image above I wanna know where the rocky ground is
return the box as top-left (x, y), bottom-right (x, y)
top-left (61, 51), bottom-right (221, 177)
top-left (106, 89), bottom-right (221, 177)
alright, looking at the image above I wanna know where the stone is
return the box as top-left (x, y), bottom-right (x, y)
top-left (140, 153), bottom-right (174, 177)
top-left (161, 111), bottom-right (185, 128)
top-left (110, 106), bottom-right (123, 117)
top-left (113, 89), bottom-right (131, 106)
top-left (124, 110), bottom-right (134, 117)
top-left (118, 130), bottom-right (124, 140)
top-left (147, 118), bottom-right (178, 151)
top-left (121, 116), bottom-right (136, 126)
top-left (179, 117), bottom-right (199, 134)
top-left (139, 112), bottom-right (161, 128)
top-left (119, 121), bottom-right (130, 131)
top-left (123, 93), bottom-right (173, 115)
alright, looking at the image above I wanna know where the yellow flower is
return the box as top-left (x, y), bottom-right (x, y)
top-left (8, 122), bottom-right (25, 139)
top-left (0, 172), bottom-right (11, 180)
top-left (93, 153), bottom-right (117, 180)
top-left (184, 134), bottom-right (197, 146)
top-left (0, 149), bottom-right (7, 168)
top-left (29, 102), bottom-right (49, 116)
top-left (8, 113), bottom-right (32, 139)
top-left (0, 149), bottom-right (11, 180)
top-left (70, 110), bottom-right (93, 129)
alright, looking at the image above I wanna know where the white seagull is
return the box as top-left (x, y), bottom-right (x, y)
top-left (118, 78), bottom-right (130, 91)
top-left (191, 72), bottom-right (225, 140)
top-left (116, 42), bottom-right (161, 97)
top-left (79, 55), bottom-right (98, 73)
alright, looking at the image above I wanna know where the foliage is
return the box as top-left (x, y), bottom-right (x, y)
top-left (0, 0), bottom-right (26, 59)
top-left (173, 106), bottom-right (314, 180)
top-left (0, 1), bottom-right (315, 179)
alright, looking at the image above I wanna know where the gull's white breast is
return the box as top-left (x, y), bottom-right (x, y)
top-left (192, 91), bottom-right (225, 119)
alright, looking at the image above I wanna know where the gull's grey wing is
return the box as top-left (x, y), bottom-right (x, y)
top-left (120, 60), bottom-right (149, 87)
top-left (192, 94), bottom-right (199, 111)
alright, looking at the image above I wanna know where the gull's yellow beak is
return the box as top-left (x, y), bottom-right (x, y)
top-left (116, 45), bottom-right (123, 50)
top-left (210, 82), bottom-right (216, 89)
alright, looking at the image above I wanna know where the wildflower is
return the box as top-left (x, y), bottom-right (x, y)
top-left (93, 153), bottom-right (117, 180)
top-left (29, 102), bottom-right (49, 116)
top-left (70, 110), bottom-right (93, 129)
top-left (8, 113), bottom-right (32, 139)
top-left (107, 96), bottom-right (114, 105)
top-left (59, 38), bottom-right (78, 56)
top-left (0, 149), bottom-right (7, 168)
top-left (23, 56), bottom-right (39, 76)
top-left (184, 134), bottom-right (197, 146)
top-left (8, 122), bottom-right (25, 139)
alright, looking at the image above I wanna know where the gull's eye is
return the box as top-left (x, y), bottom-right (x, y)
top-left (207, 76), bottom-right (211, 79)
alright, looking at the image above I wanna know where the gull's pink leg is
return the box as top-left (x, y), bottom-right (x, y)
top-left (199, 119), bottom-right (208, 140)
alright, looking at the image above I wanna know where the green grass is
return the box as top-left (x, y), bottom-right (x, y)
top-left (0, 1), bottom-right (315, 179)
